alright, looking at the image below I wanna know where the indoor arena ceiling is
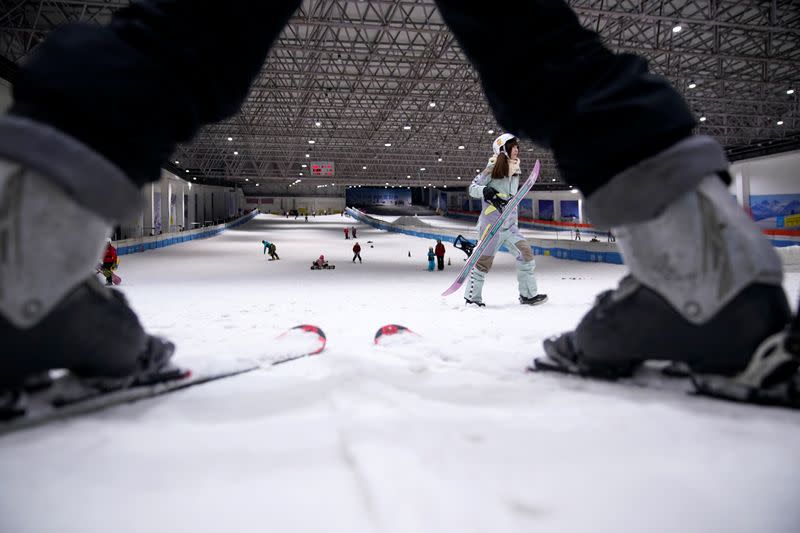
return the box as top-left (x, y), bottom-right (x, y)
top-left (0, 0), bottom-right (798, 193)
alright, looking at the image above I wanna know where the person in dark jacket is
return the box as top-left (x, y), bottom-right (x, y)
top-left (352, 242), bottom-right (362, 263)
top-left (434, 240), bottom-right (446, 271)
top-left (343, 227), bottom-right (349, 239)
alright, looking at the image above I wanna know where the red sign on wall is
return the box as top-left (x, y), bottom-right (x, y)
top-left (311, 161), bottom-right (335, 177)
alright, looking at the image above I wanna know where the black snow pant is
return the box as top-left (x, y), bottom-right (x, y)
top-left (10, 0), bottom-right (692, 199)
top-left (353, 252), bottom-right (362, 263)
top-left (437, 256), bottom-right (445, 271)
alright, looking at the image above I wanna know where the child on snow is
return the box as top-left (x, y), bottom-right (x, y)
top-left (427, 247), bottom-right (435, 271)
top-left (100, 240), bottom-right (119, 286)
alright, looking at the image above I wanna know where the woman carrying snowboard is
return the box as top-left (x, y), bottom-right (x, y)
top-left (464, 134), bottom-right (547, 307)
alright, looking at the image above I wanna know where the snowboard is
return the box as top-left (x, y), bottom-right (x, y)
top-left (442, 160), bottom-right (541, 297)
top-left (0, 324), bottom-right (327, 435)
top-left (310, 264), bottom-right (335, 270)
top-left (96, 265), bottom-right (122, 285)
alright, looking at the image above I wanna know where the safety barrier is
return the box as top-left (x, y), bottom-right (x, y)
top-left (447, 209), bottom-right (800, 248)
top-left (346, 208), bottom-right (624, 265)
top-left (113, 210), bottom-right (258, 256)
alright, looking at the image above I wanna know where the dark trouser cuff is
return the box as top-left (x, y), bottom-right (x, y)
top-left (0, 115), bottom-right (140, 222)
top-left (583, 135), bottom-right (729, 228)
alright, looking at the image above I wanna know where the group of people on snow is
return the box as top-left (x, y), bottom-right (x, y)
top-left (427, 240), bottom-right (446, 272)
top-left (344, 226), bottom-right (357, 239)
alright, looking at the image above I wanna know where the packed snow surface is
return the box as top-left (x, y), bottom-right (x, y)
top-left (1, 214), bottom-right (798, 533)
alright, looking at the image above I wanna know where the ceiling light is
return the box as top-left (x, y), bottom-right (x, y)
top-left (385, 143), bottom-right (392, 147)
top-left (570, 189), bottom-right (579, 194)
top-left (302, 164), bottom-right (307, 168)
top-left (299, 173), bottom-right (303, 176)
top-left (233, 151), bottom-right (239, 155)
top-left (487, 129), bottom-right (494, 134)
top-left (788, 89), bottom-right (795, 95)
top-left (403, 125), bottom-right (411, 130)
top-left (305, 154), bottom-right (310, 158)
top-left (245, 178), bottom-right (249, 181)
top-left (185, 169), bottom-right (190, 173)
top-left (193, 177), bottom-right (197, 180)
top-left (428, 183), bottom-right (432, 186)
top-left (407, 175), bottom-right (411, 179)
top-left (174, 160), bottom-right (179, 165)
top-left (777, 120), bottom-right (784, 125)
top-left (315, 121), bottom-right (322, 127)
top-left (227, 137), bottom-right (233, 141)
top-left (672, 25), bottom-right (682, 33)
top-left (420, 168), bottom-right (426, 171)
top-left (332, 183), bottom-right (335, 186)
top-left (475, 169), bottom-right (480, 172)
top-left (699, 116), bottom-right (707, 122)
top-left (438, 158), bottom-right (443, 162)
top-left (688, 82), bottom-right (697, 89)
top-left (552, 178), bottom-right (556, 182)
top-left (297, 179), bottom-right (301, 182)
top-left (363, 166), bottom-right (367, 170)
top-left (444, 185), bottom-right (447, 188)
top-left (429, 102), bottom-right (436, 108)
top-left (457, 176), bottom-right (461, 180)
top-left (256, 183), bottom-right (259, 186)
top-left (385, 182), bottom-right (389, 185)
top-left (308, 140), bottom-right (315, 144)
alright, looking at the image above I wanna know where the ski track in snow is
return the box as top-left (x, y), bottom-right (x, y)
top-left (1, 214), bottom-right (799, 533)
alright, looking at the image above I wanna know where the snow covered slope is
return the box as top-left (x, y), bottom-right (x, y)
top-left (1, 214), bottom-right (798, 533)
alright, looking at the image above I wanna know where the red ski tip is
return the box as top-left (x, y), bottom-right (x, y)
top-left (374, 324), bottom-right (414, 344)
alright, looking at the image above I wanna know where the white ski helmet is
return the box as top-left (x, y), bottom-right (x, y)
top-left (492, 133), bottom-right (517, 156)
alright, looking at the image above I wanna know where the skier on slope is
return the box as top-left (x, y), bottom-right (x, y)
top-left (434, 240), bottom-right (446, 271)
top-left (262, 240), bottom-right (279, 260)
top-left (464, 135), bottom-right (547, 307)
top-left (100, 239), bottom-right (119, 286)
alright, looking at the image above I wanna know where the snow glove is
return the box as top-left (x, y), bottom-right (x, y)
top-left (482, 186), bottom-right (508, 212)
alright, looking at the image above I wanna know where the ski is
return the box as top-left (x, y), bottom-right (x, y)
top-left (270, 324), bottom-right (327, 365)
top-left (0, 363), bottom-right (257, 436)
top-left (442, 160), bottom-right (541, 297)
top-left (374, 324), bottom-right (418, 345)
top-left (0, 324), bottom-right (327, 435)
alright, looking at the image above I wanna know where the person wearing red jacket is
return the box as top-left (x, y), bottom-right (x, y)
top-left (101, 240), bottom-right (118, 286)
top-left (343, 227), bottom-right (349, 239)
top-left (352, 242), bottom-right (362, 263)
top-left (434, 240), bottom-right (446, 271)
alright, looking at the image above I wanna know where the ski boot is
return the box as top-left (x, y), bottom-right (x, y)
top-left (520, 294), bottom-right (548, 306)
top-left (464, 266), bottom-right (487, 307)
top-left (535, 137), bottom-right (790, 384)
top-left (692, 313), bottom-right (800, 409)
top-left (0, 115), bottom-right (176, 408)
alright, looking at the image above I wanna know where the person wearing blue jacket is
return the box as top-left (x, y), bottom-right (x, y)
top-left (464, 134), bottom-right (547, 307)
top-left (262, 240), bottom-right (279, 260)
top-left (427, 247), bottom-right (436, 272)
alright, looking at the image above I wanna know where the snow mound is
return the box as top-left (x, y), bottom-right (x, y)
top-left (393, 215), bottom-right (432, 228)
